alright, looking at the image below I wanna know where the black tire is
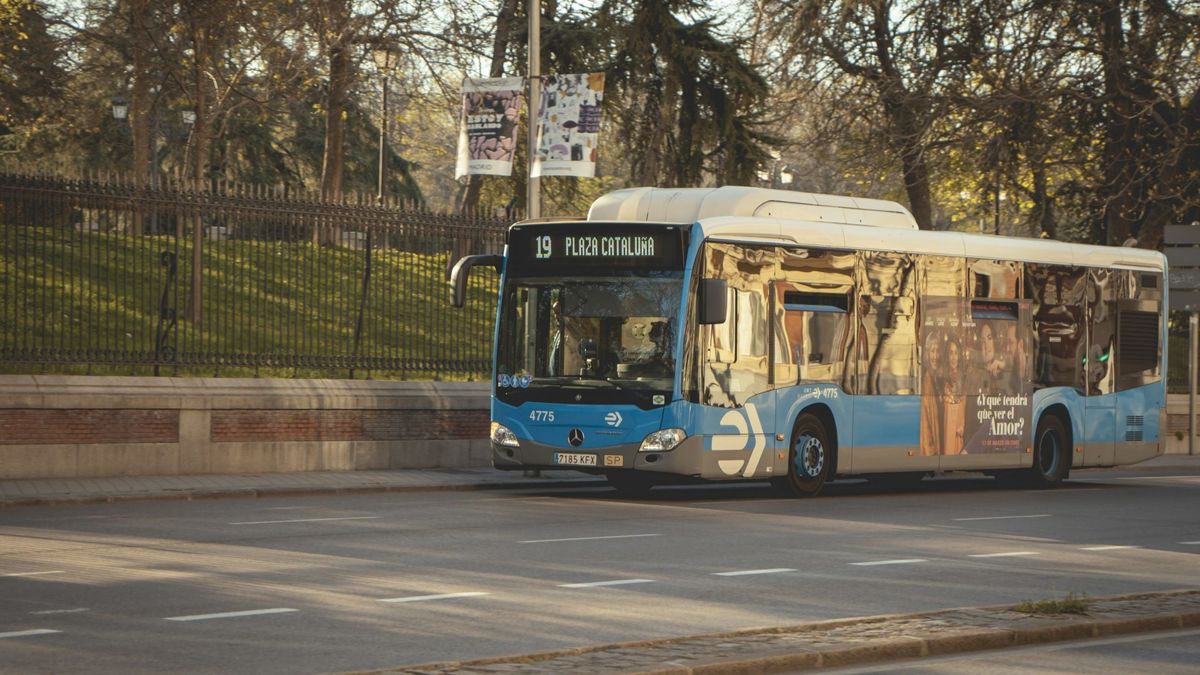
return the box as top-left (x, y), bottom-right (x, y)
top-left (606, 471), bottom-right (655, 497)
top-left (1025, 414), bottom-right (1070, 489)
top-left (781, 413), bottom-right (832, 497)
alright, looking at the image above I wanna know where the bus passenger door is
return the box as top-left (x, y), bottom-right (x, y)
top-left (1084, 269), bottom-right (1116, 466)
top-left (851, 252), bottom-right (926, 474)
top-left (699, 243), bottom-right (778, 479)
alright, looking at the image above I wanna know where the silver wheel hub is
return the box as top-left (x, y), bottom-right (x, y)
top-left (796, 434), bottom-right (824, 479)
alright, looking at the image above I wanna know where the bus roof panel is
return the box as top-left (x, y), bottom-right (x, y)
top-left (587, 186), bottom-right (918, 230)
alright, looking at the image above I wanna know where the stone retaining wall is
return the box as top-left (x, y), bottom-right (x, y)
top-left (0, 375), bottom-right (491, 480)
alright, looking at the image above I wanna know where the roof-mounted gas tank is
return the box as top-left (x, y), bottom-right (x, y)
top-left (587, 186), bottom-right (918, 230)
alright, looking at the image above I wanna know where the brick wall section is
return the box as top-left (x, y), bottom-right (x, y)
top-left (0, 410), bottom-right (179, 445)
top-left (211, 409), bottom-right (489, 443)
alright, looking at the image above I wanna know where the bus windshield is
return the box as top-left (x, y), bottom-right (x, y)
top-left (495, 274), bottom-right (683, 407)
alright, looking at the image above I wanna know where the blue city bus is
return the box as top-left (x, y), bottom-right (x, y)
top-left (450, 187), bottom-right (1168, 496)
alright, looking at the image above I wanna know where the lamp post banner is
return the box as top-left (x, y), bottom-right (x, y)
top-left (455, 77), bottom-right (526, 178)
top-left (532, 73), bottom-right (604, 178)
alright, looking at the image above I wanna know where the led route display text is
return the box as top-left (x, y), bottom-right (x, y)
top-left (534, 235), bottom-right (656, 259)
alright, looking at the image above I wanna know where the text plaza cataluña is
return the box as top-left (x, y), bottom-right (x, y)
top-left (563, 235), bottom-right (656, 257)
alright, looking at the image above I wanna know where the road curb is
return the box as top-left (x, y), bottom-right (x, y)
top-left (0, 477), bottom-right (609, 508)
top-left (362, 591), bottom-right (1200, 674)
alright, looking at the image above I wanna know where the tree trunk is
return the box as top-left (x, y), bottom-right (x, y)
top-left (321, 38), bottom-right (349, 205)
top-left (128, 0), bottom-right (150, 235)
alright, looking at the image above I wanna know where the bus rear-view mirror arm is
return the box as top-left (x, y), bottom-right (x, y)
top-left (699, 278), bottom-right (728, 324)
top-left (450, 254), bottom-right (504, 308)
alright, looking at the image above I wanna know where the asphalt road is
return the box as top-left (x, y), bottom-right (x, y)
top-left (2, 468), bottom-right (1199, 674)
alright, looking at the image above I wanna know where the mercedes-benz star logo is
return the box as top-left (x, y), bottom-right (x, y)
top-left (567, 428), bottom-right (585, 447)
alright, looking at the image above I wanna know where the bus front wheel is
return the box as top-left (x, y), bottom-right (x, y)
top-left (1026, 414), bottom-right (1070, 488)
top-left (779, 413), bottom-right (832, 498)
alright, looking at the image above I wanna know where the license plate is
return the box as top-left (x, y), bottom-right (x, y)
top-left (553, 452), bottom-right (597, 466)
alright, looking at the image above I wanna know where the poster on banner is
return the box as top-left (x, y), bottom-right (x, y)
top-left (455, 77), bottom-right (525, 178)
top-left (532, 73), bottom-right (604, 178)
top-left (919, 296), bottom-right (1031, 456)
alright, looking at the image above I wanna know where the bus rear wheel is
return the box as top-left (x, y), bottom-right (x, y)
top-left (1025, 414), bottom-right (1070, 489)
top-left (779, 413), bottom-right (832, 498)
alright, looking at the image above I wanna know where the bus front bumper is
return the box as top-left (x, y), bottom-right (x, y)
top-left (491, 435), bottom-right (744, 480)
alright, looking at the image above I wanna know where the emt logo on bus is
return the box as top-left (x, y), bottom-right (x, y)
top-left (710, 404), bottom-right (767, 477)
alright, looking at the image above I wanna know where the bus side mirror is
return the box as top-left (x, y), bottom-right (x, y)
top-left (449, 254), bottom-right (504, 307)
top-left (699, 278), bottom-right (728, 324)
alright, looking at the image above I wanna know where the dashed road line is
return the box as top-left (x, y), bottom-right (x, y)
top-left (519, 533), bottom-right (660, 544)
top-left (164, 608), bottom-right (298, 622)
top-left (713, 568), bottom-right (796, 576)
top-left (954, 514), bottom-right (1051, 522)
top-left (378, 592), bottom-right (490, 603)
top-left (0, 629), bottom-right (61, 639)
top-left (559, 579), bottom-right (655, 588)
top-left (29, 608), bottom-right (89, 615)
top-left (968, 551), bottom-right (1040, 558)
top-left (228, 516), bottom-right (379, 525)
top-left (1179, 541), bottom-right (1200, 545)
top-left (1, 571), bottom-right (65, 578)
top-left (849, 559), bottom-right (927, 566)
top-left (1080, 545), bottom-right (1140, 551)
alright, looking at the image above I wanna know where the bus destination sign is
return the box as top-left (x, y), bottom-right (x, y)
top-left (508, 224), bottom-right (687, 276)
top-left (534, 234), bottom-right (657, 259)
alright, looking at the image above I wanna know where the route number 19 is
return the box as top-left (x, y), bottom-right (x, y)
top-left (535, 235), bottom-right (552, 259)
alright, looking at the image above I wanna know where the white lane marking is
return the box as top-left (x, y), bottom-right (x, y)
top-left (29, 608), bottom-right (89, 615)
top-left (953, 514), bottom-right (1051, 522)
top-left (164, 608), bottom-right (298, 622)
top-left (519, 533), bottom-right (660, 544)
top-left (713, 568), bottom-right (796, 577)
top-left (1181, 541), bottom-right (1200, 545)
top-left (849, 559), bottom-right (927, 566)
top-left (559, 579), bottom-right (655, 588)
top-left (228, 516), bottom-right (379, 525)
top-left (378, 592), bottom-right (490, 603)
top-left (0, 629), bottom-right (61, 639)
top-left (1080, 545), bottom-right (1141, 551)
top-left (968, 551), bottom-right (1040, 558)
top-left (1, 571), bottom-right (65, 578)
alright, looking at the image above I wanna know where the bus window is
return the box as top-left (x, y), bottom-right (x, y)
top-left (921, 255), bottom-right (965, 297)
top-left (970, 259), bottom-right (1021, 298)
top-left (701, 242), bottom-right (773, 407)
top-left (775, 247), bottom-right (855, 389)
top-left (1027, 264), bottom-right (1086, 391)
top-left (1087, 268), bottom-right (1117, 396)
top-left (858, 251), bottom-right (918, 395)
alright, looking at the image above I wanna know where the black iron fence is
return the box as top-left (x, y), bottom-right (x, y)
top-left (0, 173), bottom-right (510, 379)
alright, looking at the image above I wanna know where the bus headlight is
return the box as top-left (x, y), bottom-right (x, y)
top-left (490, 422), bottom-right (520, 447)
top-left (640, 428), bottom-right (686, 452)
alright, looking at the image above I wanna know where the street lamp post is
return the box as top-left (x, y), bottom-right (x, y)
top-left (372, 45), bottom-right (400, 206)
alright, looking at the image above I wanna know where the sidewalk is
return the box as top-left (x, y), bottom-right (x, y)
top-left (1, 453), bottom-right (1195, 508)
top-left (364, 589), bottom-right (1200, 674)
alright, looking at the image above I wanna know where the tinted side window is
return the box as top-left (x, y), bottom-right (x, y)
top-left (858, 251), bottom-right (918, 395)
top-left (1026, 264), bottom-right (1086, 390)
top-left (1087, 268), bottom-right (1116, 395)
top-left (775, 247), bottom-right (855, 390)
top-left (701, 243), bottom-right (774, 407)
